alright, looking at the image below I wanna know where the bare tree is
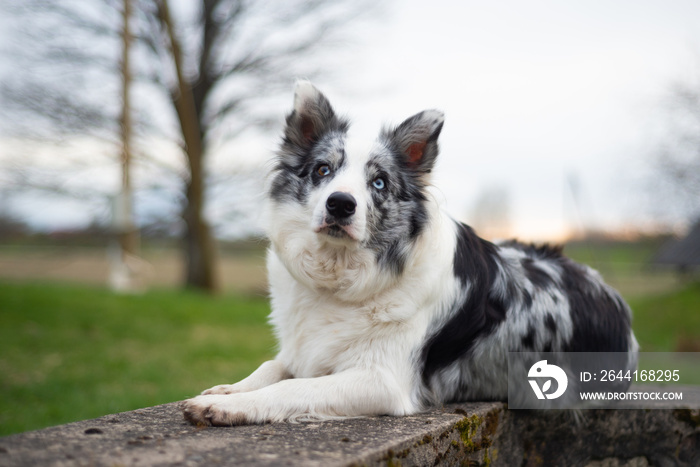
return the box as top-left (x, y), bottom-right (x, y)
top-left (144, 0), bottom-right (379, 292)
top-left (113, 0), bottom-right (141, 289)
top-left (1, 0), bottom-right (377, 293)
top-left (0, 0), bottom-right (127, 230)
top-left (653, 73), bottom-right (700, 225)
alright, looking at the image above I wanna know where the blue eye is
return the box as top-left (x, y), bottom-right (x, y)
top-left (317, 165), bottom-right (331, 177)
top-left (372, 178), bottom-right (385, 190)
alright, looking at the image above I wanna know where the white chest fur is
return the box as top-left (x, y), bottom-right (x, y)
top-left (266, 209), bottom-right (461, 382)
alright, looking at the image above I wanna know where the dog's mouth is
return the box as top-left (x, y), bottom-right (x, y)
top-left (314, 221), bottom-right (357, 241)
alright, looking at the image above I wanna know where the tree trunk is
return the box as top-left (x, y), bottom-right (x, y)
top-left (158, 0), bottom-right (220, 293)
top-left (182, 177), bottom-right (219, 292)
top-left (118, 0), bottom-right (139, 259)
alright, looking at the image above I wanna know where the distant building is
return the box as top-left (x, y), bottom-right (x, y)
top-left (653, 220), bottom-right (700, 273)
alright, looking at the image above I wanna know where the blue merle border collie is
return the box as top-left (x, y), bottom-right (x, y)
top-left (182, 81), bottom-right (638, 425)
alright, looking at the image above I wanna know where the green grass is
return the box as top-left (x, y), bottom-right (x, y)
top-left (1, 257), bottom-right (699, 436)
top-left (629, 282), bottom-right (700, 352)
top-left (564, 240), bottom-right (683, 299)
top-left (564, 240), bottom-right (660, 274)
top-left (0, 281), bottom-right (275, 436)
top-left (565, 240), bottom-right (700, 350)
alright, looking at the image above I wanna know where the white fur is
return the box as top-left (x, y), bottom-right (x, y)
top-left (293, 80), bottom-right (320, 113)
top-left (182, 190), bottom-right (464, 425)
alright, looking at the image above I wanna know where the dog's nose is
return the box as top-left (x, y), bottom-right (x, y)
top-left (326, 192), bottom-right (356, 218)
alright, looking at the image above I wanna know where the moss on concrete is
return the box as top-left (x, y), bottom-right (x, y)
top-left (673, 409), bottom-right (700, 428)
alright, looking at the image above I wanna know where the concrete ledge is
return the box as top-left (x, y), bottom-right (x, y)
top-left (1, 391), bottom-right (699, 466)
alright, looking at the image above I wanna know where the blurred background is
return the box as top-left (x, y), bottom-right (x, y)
top-left (0, 0), bottom-right (698, 436)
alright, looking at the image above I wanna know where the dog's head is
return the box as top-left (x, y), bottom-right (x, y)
top-left (268, 81), bottom-right (444, 278)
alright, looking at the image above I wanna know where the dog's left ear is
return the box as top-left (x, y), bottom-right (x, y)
top-left (283, 80), bottom-right (348, 152)
top-left (385, 110), bottom-right (444, 173)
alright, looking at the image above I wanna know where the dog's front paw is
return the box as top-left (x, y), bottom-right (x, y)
top-left (201, 384), bottom-right (242, 395)
top-left (181, 395), bottom-right (255, 427)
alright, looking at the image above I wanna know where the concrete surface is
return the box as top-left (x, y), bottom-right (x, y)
top-left (0, 386), bottom-right (699, 466)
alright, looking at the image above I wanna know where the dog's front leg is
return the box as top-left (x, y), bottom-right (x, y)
top-left (201, 360), bottom-right (292, 395)
top-left (182, 369), bottom-right (406, 426)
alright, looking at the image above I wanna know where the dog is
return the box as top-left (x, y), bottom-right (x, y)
top-left (182, 81), bottom-right (638, 425)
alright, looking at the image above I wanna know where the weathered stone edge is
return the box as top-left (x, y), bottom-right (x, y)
top-left (1, 392), bottom-right (699, 466)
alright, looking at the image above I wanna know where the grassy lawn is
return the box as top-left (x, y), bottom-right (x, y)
top-left (1, 254), bottom-right (698, 436)
top-left (564, 240), bottom-right (682, 299)
top-left (0, 281), bottom-right (275, 436)
top-left (629, 282), bottom-right (700, 352)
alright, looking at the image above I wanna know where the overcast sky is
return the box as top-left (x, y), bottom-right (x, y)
top-left (3, 0), bottom-right (700, 241)
top-left (307, 0), bottom-right (700, 240)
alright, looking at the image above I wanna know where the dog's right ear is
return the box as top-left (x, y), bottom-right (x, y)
top-left (384, 110), bottom-right (445, 174)
top-left (283, 81), bottom-right (347, 151)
